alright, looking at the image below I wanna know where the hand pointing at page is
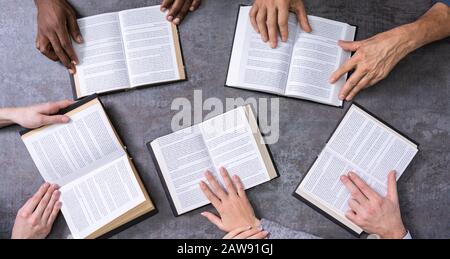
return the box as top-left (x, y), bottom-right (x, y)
top-left (250, 0), bottom-right (311, 48)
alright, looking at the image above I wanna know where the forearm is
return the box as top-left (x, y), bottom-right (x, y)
top-left (0, 108), bottom-right (17, 128)
top-left (401, 3), bottom-right (450, 53)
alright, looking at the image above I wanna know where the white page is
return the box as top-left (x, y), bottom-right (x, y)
top-left (201, 107), bottom-right (271, 190)
top-left (74, 13), bottom-right (131, 97)
top-left (226, 6), bottom-right (297, 94)
top-left (297, 105), bottom-right (418, 233)
top-left (151, 125), bottom-right (216, 214)
top-left (119, 6), bottom-right (180, 86)
top-left (286, 16), bottom-right (356, 106)
top-left (22, 101), bottom-right (125, 187)
top-left (60, 155), bottom-right (145, 239)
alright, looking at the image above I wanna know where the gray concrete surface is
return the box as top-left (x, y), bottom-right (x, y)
top-left (0, 0), bottom-right (448, 239)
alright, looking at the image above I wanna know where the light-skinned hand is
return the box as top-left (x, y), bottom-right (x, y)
top-left (250, 0), bottom-right (311, 48)
top-left (199, 167), bottom-right (261, 232)
top-left (11, 183), bottom-right (62, 239)
top-left (223, 225), bottom-right (269, 239)
top-left (340, 171), bottom-right (407, 239)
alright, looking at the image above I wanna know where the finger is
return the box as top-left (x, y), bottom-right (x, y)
top-left (167, 0), bottom-right (184, 22)
top-left (338, 65), bottom-right (366, 100)
top-left (67, 12), bottom-right (83, 44)
top-left (249, 5), bottom-right (259, 33)
top-left (277, 5), bottom-right (289, 42)
top-left (234, 228), bottom-right (262, 239)
top-left (161, 0), bottom-right (174, 11)
top-left (348, 171), bottom-right (381, 201)
top-left (48, 33), bottom-right (72, 69)
top-left (340, 174), bottom-right (369, 204)
top-left (348, 198), bottom-right (364, 215)
top-left (248, 230), bottom-right (269, 239)
top-left (346, 74), bottom-right (371, 101)
top-left (21, 183), bottom-right (51, 214)
top-left (189, 0), bottom-right (201, 11)
top-left (38, 99), bottom-right (75, 114)
top-left (387, 170), bottom-right (399, 202)
top-left (33, 184), bottom-right (58, 218)
top-left (40, 115), bottom-right (71, 126)
top-left (199, 180), bottom-right (221, 208)
top-left (267, 8), bottom-right (278, 48)
top-left (256, 7), bottom-right (268, 42)
top-left (329, 57), bottom-right (358, 84)
top-left (232, 174), bottom-right (247, 198)
top-left (338, 40), bottom-right (360, 52)
top-left (223, 226), bottom-right (252, 239)
top-left (42, 189), bottom-right (61, 223)
top-left (205, 170), bottom-right (227, 199)
top-left (295, 2), bottom-right (312, 32)
top-left (37, 36), bottom-right (59, 61)
top-left (220, 167), bottom-right (237, 196)
top-left (201, 211), bottom-right (225, 231)
top-left (46, 201), bottom-right (62, 226)
top-left (173, 0), bottom-right (192, 25)
top-left (345, 209), bottom-right (362, 225)
top-left (55, 26), bottom-right (79, 65)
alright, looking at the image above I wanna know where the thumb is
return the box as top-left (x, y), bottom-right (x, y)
top-left (338, 40), bottom-right (360, 52)
top-left (40, 115), bottom-right (71, 126)
top-left (201, 211), bottom-right (225, 231)
top-left (387, 170), bottom-right (399, 202)
top-left (67, 14), bottom-right (83, 44)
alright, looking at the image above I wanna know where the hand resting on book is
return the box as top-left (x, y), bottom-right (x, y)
top-left (340, 171), bottom-right (407, 239)
top-left (11, 183), bottom-right (62, 239)
top-left (0, 100), bottom-right (74, 129)
top-left (250, 0), bottom-right (311, 48)
top-left (199, 167), bottom-right (268, 238)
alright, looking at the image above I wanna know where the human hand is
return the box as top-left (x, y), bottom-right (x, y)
top-left (11, 183), bottom-right (62, 239)
top-left (5, 100), bottom-right (74, 129)
top-left (35, 0), bottom-right (82, 74)
top-left (330, 28), bottom-right (412, 101)
top-left (223, 225), bottom-right (269, 239)
top-left (160, 0), bottom-right (201, 25)
top-left (340, 171), bottom-right (407, 239)
top-left (250, 0), bottom-right (311, 48)
top-left (199, 167), bottom-right (260, 232)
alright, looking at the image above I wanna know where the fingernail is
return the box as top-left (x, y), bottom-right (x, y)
top-left (69, 68), bottom-right (74, 74)
top-left (173, 18), bottom-right (180, 24)
top-left (71, 60), bottom-right (77, 65)
top-left (339, 95), bottom-right (345, 100)
top-left (61, 116), bottom-right (70, 123)
top-left (161, 7), bottom-right (167, 12)
top-left (57, 201), bottom-right (62, 207)
top-left (167, 16), bottom-right (173, 21)
top-left (54, 190), bottom-right (61, 197)
top-left (44, 182), bottom-right (50, 187)
top-left (346, 96), bottom-right (352, 101)
top-left (77, 35), bottom-right (83, 43)
top-left (262, 231), bottom-right (269, 235)
top-left (340, 175), bottom-right (347, 182)
top-left (200, 212), bottom-right (206, 216)
top-left (190, 6), bottom-right (195, 11)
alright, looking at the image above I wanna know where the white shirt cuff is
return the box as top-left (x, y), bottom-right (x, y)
top-left (403, 231), bottom-right (412, 239)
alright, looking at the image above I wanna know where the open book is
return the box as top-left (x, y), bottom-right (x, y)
top-left (148, 105), bottom-right (278, 216)
top-left (294, 103), bottom-right (419, 235)
top-left (226, 6), bottom-right (356, 107)
top-left (71, 5), bottom-right (185, 99)
top-left (20, 95), bottom-right (155, 239)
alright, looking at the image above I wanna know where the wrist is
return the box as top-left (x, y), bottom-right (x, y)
top-left (0, 107), bottom-right (18, 127)
top-left (380, 225), bottom-right (407, 239)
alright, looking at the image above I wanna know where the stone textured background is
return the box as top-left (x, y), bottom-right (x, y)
top-left (0, 0), bottom-right (448, 238)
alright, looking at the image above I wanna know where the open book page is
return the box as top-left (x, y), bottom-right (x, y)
top-left (119, 6), bottom-right (182, 87)
top-left (201, 107), bottom-right (271, 189)
top-left (226, 6), bottom-right (297, 94)
top-left (296, 105), bottom-right (418, 233)
top-left (21, 99), bottom-right (125, 187)
top-left (151, 125), bottom-right (216, 214)
top-left (74, 13), bottom-right (131, 98)
top-left (285, 16), bottom-right (356, 106)
top-left (60, 155), bottom-right (146, 239)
